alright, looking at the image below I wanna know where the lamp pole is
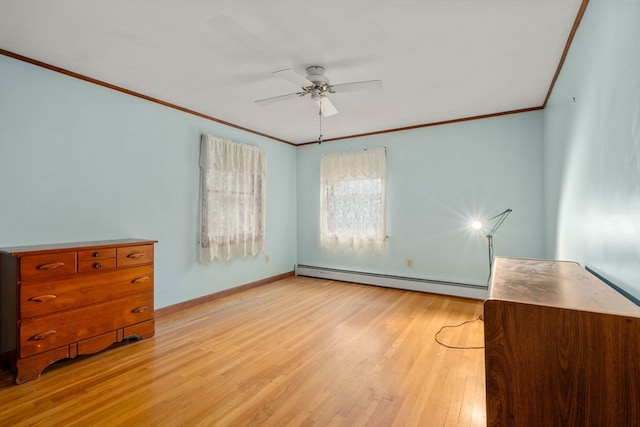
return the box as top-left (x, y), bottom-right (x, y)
top-left (483, 208), bottom-right (512, 281)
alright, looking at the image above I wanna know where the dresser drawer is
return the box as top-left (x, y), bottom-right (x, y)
top-left (19, 302), bottom-right (116, 358)
top-left (115, 292), bottom-right (154, 328)
top-left (20, 265), bottom-right (154, 318)
top-left (78, 258), bottom-right (116, 273)
top-left (77, 248), bottom-right (115, 261)
top-left (20, 252), bottom-right (77, 281)
top-left (117, 245), bottom-right (154, 267)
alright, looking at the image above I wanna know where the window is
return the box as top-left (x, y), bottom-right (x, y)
top-left (320, 147), bottom-right (386, 254)
top-left (200, 135), bottom-right (266, 263)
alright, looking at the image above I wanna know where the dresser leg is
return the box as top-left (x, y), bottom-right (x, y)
top-left (123, 320), bottom-right (155, 340)
top-left (15, 346), bottom-right (70, 384)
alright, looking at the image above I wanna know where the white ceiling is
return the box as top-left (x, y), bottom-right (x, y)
top-left (0, 0), bottom-right (585, 145)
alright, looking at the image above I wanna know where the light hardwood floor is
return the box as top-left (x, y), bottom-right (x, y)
top-left (0, 276), bottom-right (486, 427)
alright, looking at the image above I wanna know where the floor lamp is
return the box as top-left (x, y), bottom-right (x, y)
top-left (472, 208), bottom-right (512, 282)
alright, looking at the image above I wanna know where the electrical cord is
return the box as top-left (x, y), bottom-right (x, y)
top-left (434, 316), bottom-right (485, 350)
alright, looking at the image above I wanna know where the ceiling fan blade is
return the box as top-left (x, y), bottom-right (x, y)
top-left (315, 96), bottom-right (338, 117)
top-left (274, 68), bottom-right (313, 88)
top-left (330, 80), bottom-right (383, 93)
top-left (255, 92), bottom-right (300, 106)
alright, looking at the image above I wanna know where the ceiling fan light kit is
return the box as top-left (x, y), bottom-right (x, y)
top-left (311, 87), bottom-right (322, 101)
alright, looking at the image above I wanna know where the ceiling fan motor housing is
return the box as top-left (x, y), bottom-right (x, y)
top-left (305, 66), bottom-right (330, 88)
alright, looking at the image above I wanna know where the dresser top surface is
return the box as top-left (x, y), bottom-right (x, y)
top-left (0, 239), bottom-right (157, 256)
top-left (487, 257), bottom-right (640, 317)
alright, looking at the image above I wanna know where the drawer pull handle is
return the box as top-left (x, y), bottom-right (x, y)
top-left (93, 251), bottom-right (103, 258)
top-left (127, 252), bottom-right (145, 260)
top-left (132, 276), bottom-right (150, 284)
top-left (29, 330), bottom-right (56, 341)
top-left (29, 294), bottom-right (57, 303)
top-left (93, 262), bottom-right (102, 269)
top-left (37, 262), bottom-right (65, 270)
top-left (132, 305), bottom-right (150, 313)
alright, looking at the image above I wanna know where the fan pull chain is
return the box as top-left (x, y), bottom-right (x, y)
top-left (318, 102), bottom-right (323, 144)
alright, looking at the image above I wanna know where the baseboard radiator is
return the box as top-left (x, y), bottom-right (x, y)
top-left (295, 264), bottom-right (487, 300)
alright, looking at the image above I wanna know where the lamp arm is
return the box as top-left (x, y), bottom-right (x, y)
top-left (486, 208), bottom-right (512, 238)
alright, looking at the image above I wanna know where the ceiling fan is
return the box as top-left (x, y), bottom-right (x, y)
top-left (255, 66), bottom-right (382, 117)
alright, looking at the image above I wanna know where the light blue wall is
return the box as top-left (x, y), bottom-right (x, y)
top-left (543, 0), bottom-right (640, 301)
top-left (0, 55), bottom-right (298, 309)
top-left (5, 0), bottom-right (636, 307)
top-left (297, 112), bottom-right (546, 286)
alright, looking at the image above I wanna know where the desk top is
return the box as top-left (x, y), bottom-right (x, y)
top-left (487, 257), bottom-right (640, 317)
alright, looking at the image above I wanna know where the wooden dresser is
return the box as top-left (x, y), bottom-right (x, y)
top-left (484, 257), bottom-right (640, 427)
top-left (0, 239), bottom-right (157, 384)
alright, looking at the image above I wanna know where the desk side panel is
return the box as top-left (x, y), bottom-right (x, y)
top-left (484, 299), bottom-right (640, 427)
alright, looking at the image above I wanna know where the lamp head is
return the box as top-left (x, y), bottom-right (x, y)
top-left (471, 220), bottom-right (483, 231)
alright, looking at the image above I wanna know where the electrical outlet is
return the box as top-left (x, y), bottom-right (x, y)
top-left (406, 258), bottom-right (413, 268)
top-left (265, 255), bottom-right (270, 263)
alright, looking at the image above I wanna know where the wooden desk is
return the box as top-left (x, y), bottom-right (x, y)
top-left (484, 257), bottom-right (640, 427)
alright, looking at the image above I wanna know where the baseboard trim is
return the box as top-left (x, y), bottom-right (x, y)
top-left (155, 270), bottom-right (295, 318)
top-left (295, 264), bottom-right (487, 300)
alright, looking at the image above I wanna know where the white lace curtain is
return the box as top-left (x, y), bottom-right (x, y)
top-left (200, 135), bottom-right (266, 264)
top-left (320, 147), bottom-right (387, 254)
